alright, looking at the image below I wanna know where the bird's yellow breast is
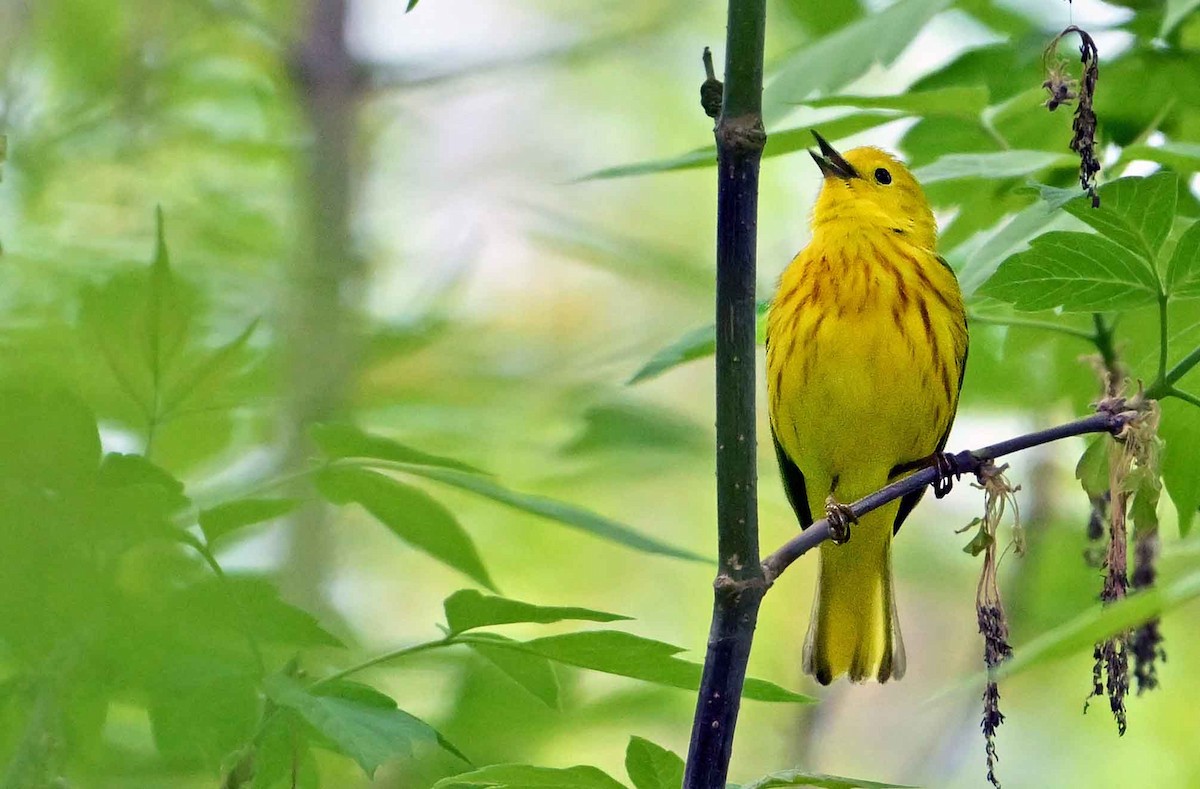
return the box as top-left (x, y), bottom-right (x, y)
top-left (766, 229), bottom-right (967, 500)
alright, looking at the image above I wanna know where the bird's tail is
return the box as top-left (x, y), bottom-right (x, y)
top-left (802, 502), bottom-right (905, 685)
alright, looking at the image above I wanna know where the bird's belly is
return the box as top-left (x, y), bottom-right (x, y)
top-left (773, 312), bottom-right (948, 496)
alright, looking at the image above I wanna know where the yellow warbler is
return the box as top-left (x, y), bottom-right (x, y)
top-left (766, 132), bottom-right (968, 684)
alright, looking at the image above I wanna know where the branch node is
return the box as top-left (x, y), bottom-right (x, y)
top-left (713, 573), bottom-right (767, 597)
top-left (716, 115), bottom-right (766, 154)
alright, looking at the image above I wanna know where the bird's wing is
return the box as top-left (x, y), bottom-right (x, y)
top-left (891, 339), bottom-right (969, 536)
top-left (772, 422), bottom-right (814, 529)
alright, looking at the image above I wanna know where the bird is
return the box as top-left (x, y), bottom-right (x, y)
top-left (765, 132), bottom-right (968, 685)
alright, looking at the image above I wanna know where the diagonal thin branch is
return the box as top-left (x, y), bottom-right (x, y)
top-left (761, 409), bottom-right (1138, 583)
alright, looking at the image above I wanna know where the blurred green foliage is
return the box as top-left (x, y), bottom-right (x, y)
top-left (4, 0), bottom-right (1200, 787)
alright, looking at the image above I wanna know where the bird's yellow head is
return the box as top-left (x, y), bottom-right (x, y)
top-left (808, 131), bottom-right (937, 251)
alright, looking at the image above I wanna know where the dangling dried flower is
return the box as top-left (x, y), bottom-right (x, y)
top-left (970, 461), bottom-right (1020, 789)
top-left (1042, 61), bottom-right (1078, 112)
top-left (1086, 390), bottom-right (1161, 733)
top-left (1130, 536), bottom-right (1166, 694)
top-left (1044, 26), bottom-right (1101, 206)
top-left (1127, 403), bottom-right (1165, 694)
top-left (1084, 493), bottom-right (1108, 568)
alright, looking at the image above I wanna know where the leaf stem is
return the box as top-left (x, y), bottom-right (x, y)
top-left (980, 114), bottom-right (1011, 151)
top-left (179, 532), bottom-right (266, 675)
top-left (1093, 313), bottom-right (1120, 375)
top-left (1166, 387), bottom-right (1200, 410)
top-left (968, 312), bottom-right (1097, 342)
top-left (218, 463), bottom-right (328, 505)
top-left (1148, 341), bottom-right (1200, 398)
top-left (1158, 293), bottom-right (1169, 384)
top-left (311, 638), bottom-right (455, 688)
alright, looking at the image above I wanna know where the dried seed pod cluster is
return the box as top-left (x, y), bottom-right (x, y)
top-left (1044, 26), bottom-right (1101, 207)
top-left (967, 461), bottom-right (1021, 789)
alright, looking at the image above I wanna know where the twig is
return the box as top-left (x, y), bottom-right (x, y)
top-left (310, 638), bottom-right (454, 689)
top-left (682, 0), bottom-right (768, 785)
top-left (762, 410), bottom-right (1138, 582)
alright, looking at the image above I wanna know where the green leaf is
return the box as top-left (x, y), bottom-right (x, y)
top-left (161, 317), bottom-right (259, 416)
top-left (198, 497), bottom-right (301, 546)
top-left (1130, 464), bottom-right (1162, 538)
top-left (1120, 142), bottom-right (1200, 172)
top-left (738, 769), bottom-right (915, 789)
top-left (399, 464), bottom-right (710, 564)
top-left (1166, 219), bottom-right (1200, 298)
top-left (799, 86), bottom-right (989, 119)
top-left (148, 673), bottom-right (258, 770)
top-left (97, 452), bottom-right (189, 512)
top-left (582, 149), bottom-right (716, 181)
top-left (434, 764), bottom-right (629, 789)
top-left (317, 467), bottom-right (496, 590)
top-left (146, 208), bottom-right (191, 384)
top-left (466, 633), bottom-right (561, 708)
top-left (79, 212), bottom-right (201, 418)
top-left (456, 631), bottom-right (812, 703)
top-left (312, 423), bottom-right (486, 474)
top-left (763, 0), bottom-right (952, 115)
top-left (628, 302), bottom-right (769, 384)
top-left (912, 150), bottom-right (1071, 184)
top-left (1075, 435), bottom-right (1111, 500)
top-left (779, 0), bottom-right (862, 34)
top-left (1160, 399), bottom-right (1200, 536)
top-left (1162, 0), bottom-right (1200, 36)
top-left (628, 324), bottom-right (716, 384)
top-left (252, 713), bottom-right (319, 789)
top-left (1062, 173), bottom-right (1178, 261)
top-left (0, 383), bottom-right (100, 488)
top-left (624, 736), bottom-right (684, 789)
top-left (768, 115), bottom-right (908, 160)
top-left (264, 675), bottom-right (456, 776)
top-left (961, 520), bottom-right (993, 556)
top-left (528, 213), bottom-right (708, 296)
top-left (991, 569), bottom-right (1200, 681)
top-left (174, 576), bottom-right (343, 648)
top-left (562, 401), bottom-right (706, 455)
top-left (582, 113), bottom-right (896, 180)
top-left (406, 0), bottom-right (421, 10)
top-left (314, 680), bottom-right (470, 764)
top-left (953, 199), bottom-right (1066, 298)
top-left (444, 589), bottom-right (630, 635)
top-left (1030, 181), bottom-right (1086, 211)
top-left (980, 231), bottom-right (1160, 312)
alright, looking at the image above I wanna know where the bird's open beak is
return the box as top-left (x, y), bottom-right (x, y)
top-left (809, 131), bottom-right (860, 180)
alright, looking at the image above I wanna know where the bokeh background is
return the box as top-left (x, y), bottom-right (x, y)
top-left (2, 0), bottom-right (1200, 787)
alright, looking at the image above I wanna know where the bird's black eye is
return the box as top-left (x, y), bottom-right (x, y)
top-left (874, 167), bottom-right (892, 185)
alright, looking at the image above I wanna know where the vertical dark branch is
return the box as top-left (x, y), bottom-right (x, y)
top-left (282, 0), bottom-right (365, 609)
top-left (683, 1), bottom-right (768, 786)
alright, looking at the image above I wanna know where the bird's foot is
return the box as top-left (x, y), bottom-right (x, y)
top-left (824, 495), bottom-right (858, 545)
top-left (932, 452), bottom-right (957, 499)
